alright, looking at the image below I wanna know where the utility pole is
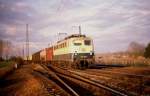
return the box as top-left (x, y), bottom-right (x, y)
top-left (26, 24), bottom-right (29, 62)
top-left (22, 44), bottom-right (24, 60)
top-left (6, 40), bottom-right (9, 60)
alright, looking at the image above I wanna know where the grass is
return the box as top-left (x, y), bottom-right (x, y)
top-left (0, 61), bottom-right (13, 68)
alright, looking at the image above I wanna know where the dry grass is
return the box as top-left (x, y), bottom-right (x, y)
top-left (0, 64), bottom-right (70, 96)
top-left (0, 61), bottom-right (14, 78)
top-left (0, 64), bottom-right (49, 96)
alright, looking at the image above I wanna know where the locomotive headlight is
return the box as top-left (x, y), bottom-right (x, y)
top-left (74, 53), bottom-right (77, 55)
top-left (74, 51), bottom-right (77, 55)
top-left (90, 51), bottom-right (93, 55)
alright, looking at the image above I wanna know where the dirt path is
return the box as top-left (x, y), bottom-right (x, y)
top-left (0, 64), bottom-right (68, 96)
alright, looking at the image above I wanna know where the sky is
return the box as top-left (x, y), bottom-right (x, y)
top-left (0, 0), bottom-right (150, 55)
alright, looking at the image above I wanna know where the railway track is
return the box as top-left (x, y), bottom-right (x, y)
top-left (85, 69), bottom-right (150, 77)
top-left (34, 63), bottom-right (150, 96)
top-left (68, 68), bottom-right (150, 96)
top-left (38, 64), bottom-right (80, 96)
top-left (44, 64), bottom-right (136, 96)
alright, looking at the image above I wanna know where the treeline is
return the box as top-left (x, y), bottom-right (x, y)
top-left (96, 42), bottom-right (150, 66)
top-left (144, 43), bottom-right (150, 58)
top-left (0, 39), bottom-right (12, 60)
top-left (0, 39), bottom-right (24, 60)
top-left (126, 42), bottom-right (150, 58)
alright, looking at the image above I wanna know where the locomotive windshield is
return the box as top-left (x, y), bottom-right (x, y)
top-left (84, 40), bottom-right (91, 45)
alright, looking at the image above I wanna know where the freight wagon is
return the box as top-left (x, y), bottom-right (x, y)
top-left (32, 51), bottom-right (41, 63)
top-left (46, 47), bottom-right (53, 62)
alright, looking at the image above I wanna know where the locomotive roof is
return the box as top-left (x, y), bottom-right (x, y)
top-left (64, 34), bottom-right (86, 39)
top-left (57, 34), bottom-right (86, 43)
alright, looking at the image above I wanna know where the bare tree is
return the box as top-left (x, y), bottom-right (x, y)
top-left (126, 41), bottom-right (145, 56)
top-left (144, 43), bottom-right (150, 58)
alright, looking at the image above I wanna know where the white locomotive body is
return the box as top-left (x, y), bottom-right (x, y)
top-left (53, 34), bottom-right (95, 69)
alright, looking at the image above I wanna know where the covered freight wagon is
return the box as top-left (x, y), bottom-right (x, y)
top-left (40, 49), bottom-right (46, 61)
top-left (46, 47), bottom-right (53, 61)
top-left (32, 51), bottom-right (41, 63)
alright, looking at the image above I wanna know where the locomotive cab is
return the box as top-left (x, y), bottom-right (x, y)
top-left (71, 36), bottom-right (95, 69)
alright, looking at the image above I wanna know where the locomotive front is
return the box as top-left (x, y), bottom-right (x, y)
top-left (70, 35), bottom-right (95, 68)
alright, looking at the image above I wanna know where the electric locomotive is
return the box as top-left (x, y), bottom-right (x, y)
top-left (53, 34), bottom-right (95, 69)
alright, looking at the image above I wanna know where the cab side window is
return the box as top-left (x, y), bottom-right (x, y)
top-left (84, 40), bottom-right (91, 45)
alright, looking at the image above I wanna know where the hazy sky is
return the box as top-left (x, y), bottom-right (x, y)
top-left (0, 0), bottom-right (150, 54)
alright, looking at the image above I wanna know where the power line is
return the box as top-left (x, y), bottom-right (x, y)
top-left (72, 25), bottom-right (82, 35)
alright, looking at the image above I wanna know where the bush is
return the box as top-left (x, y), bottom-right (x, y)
top-left (9, 56), bottom-right (24, 65)
top-left (0, 57), bottom-right (4, 61)
top-left (144, 43), bottom-right (150, 58)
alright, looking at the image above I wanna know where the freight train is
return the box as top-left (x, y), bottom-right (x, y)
top-left (32, 34), bottom-right (95, 69)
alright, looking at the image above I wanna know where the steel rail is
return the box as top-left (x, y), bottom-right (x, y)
top-left (40, 64), bottom-right (80, 96)
top-left (93, 70), bottom-right (150, 78)
top-left (49, 66), bottom-right (133, 96)
top-left (57, 71), bottom-right (130, 96)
